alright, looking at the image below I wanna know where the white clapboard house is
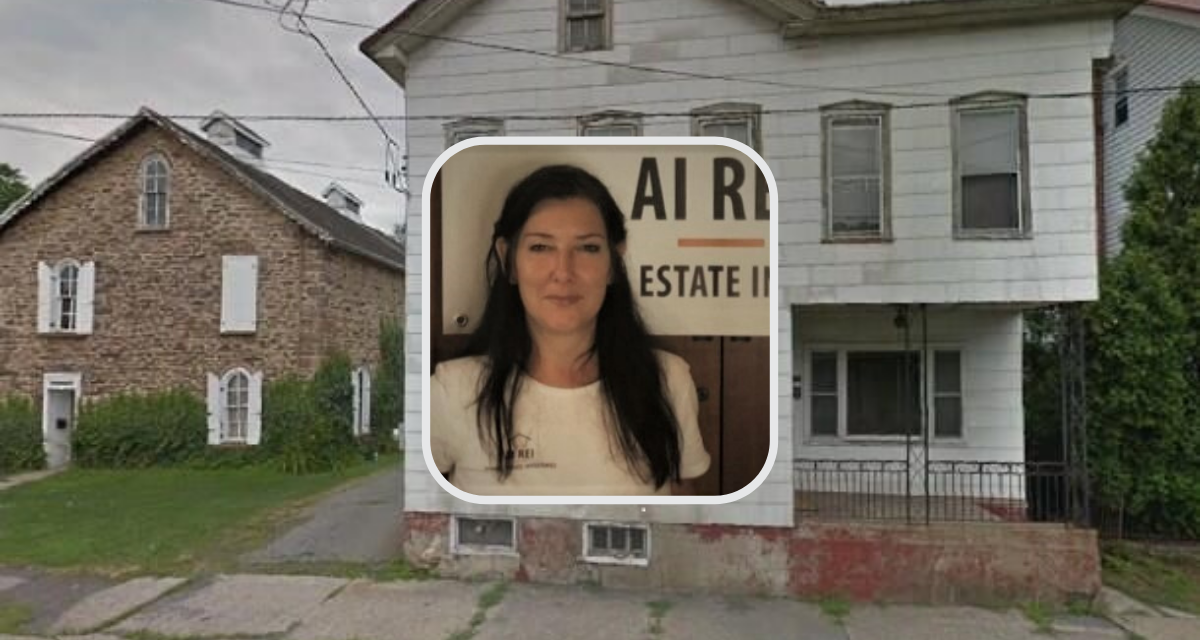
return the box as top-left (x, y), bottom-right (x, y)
top-left (361, 0), bottom-right (1129, 599)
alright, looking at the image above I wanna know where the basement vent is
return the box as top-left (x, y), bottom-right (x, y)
top-left (452, 517), bottom-right (516, 554)
top-left (583, 523), bottom-right (650, 565)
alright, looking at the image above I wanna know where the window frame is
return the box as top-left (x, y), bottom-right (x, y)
top-left (559, 0), bottom-right (612, 53)
top-left (451, 516), bottom-right (519, 556)
top-left (690, 102), bottom-right (763, 153)
top-left (138, 153), bottom-right (170, 231)
top-left (951, 92), bottom-right (1031, 240)
top-left (820, 101), bottom-right (892, 242)
top-left (1113, 66), bottom-right (1130, 129)
top-left (578, 110), bottom-right (642, 137)
top-left (803, 346), bottom-right (966, 443)
top-left (220, 368), bottom-right (252, 444)
top-left (582, 522), bottom-right (650, 566)
top-left (443, 117), bottom-right (505, 149)
top-left (51, 259), bottom-right (81, 333)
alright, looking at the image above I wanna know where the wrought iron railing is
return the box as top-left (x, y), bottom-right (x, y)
top-left (793, 459), bottom-right (1076, 524)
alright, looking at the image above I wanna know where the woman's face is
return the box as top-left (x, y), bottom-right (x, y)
top-left (507, 197), bottom-right (617, 341)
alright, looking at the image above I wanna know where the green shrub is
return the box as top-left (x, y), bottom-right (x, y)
top-left (0, 396), bottom-right (44, 475)
top-left (371, 316), bottom-right (405, 453)
top-left (73, 390), bottom-right (207, 468)
top-left (262, 372), bottom-right (357, 475)
top-left (312, 352), bottom-right (354, 434)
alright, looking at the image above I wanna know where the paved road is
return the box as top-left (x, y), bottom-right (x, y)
top-left (241, 462), bottom-right (405, 566)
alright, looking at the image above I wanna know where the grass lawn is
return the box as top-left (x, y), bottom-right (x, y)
top-left (1103, 542), bottom-right (1200, 614)
top-left (0, 454), bottom-right (400, 576)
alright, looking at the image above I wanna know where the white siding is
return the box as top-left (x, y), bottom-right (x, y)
top-left (397, 0), bottom-right (1113, 526)
top-left (792, 306), bottom-right (1024, 465)
top-left (1102, 9), bottom-right (1200, 256)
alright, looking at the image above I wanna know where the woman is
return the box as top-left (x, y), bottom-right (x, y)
top-left (431, 164), bottom-right (710, 496)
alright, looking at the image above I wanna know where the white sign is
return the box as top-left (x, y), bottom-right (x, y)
top-left (441, 142), bottom-right (774, 337)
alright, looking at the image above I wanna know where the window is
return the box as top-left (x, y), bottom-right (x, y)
top-left (444, 117), bottom-right (505, 149)
top-left (584, 523), bottom-right (649, 565)
top-left (38, 260), bottom-right (94, 334)
top-left (822, 102), bottom-right (890, 239)
top-left (1113, 67), bottom-right (1130, 128)
top-left (140, 154), bottom-right (169, 229)
top-left (224, 370), bottom-right (250, 443)
top-left (453, 517), bottom-right (517, 554)
top-left (806, 349), bottom-right (964, 440)
top-left (691, 103), bottom-right (762, 152)
top-left (579, 111), bottom-right (641, 137)
top-left (207, 369), bottom-right (262, 445)
top-left (54, 262), bottom-right (79, 332)
top-left (561, 0), bottom-right (610, 53)
top-left (953, 93), bottom-right (1029, 236)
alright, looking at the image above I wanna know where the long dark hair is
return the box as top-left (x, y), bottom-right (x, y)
top-left (461, 164), bottom-right (682, 488)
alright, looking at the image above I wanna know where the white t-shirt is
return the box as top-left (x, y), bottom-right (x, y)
top-left (430, 350), bottom-right (711, 496)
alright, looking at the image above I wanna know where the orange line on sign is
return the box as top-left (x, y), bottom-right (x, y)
top-left (677, 238), bottom-right (766, 248)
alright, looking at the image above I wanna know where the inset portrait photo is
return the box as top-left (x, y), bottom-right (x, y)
top-left (422, 140), bottom-right (777, 503)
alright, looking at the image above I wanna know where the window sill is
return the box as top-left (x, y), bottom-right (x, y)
top-left (953, 230), bottom-right (1031, 241)
top-left (39, 330), bottom-right (88, 338)
top-left (821, 236), bottom-right (893, 244)
top-left (134, 226), bottom-right (171, 234)
top-left (220, 330), bottom-right (258, 336)
top-left (581, 554), bottom-right (650, 567)
top-left (212, 442), bottom-right (254, 449)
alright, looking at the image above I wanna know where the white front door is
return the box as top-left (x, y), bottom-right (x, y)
top-left (43, 373), bottom-right (81, 470)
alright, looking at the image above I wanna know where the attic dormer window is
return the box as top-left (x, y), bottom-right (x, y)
top-left (561, 0), bottom-right (611, 53)
top-left (139, 154), bottom-right (170, 229)
top-left (234, 130), bottom-right (261, 157)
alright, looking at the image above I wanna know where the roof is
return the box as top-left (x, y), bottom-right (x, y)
top-left (0, 108), bottom-right (405, 272)
top-left (1147, 0), bottom-right (1200, 14)
top-left (360, 0), bottom-right (1138, 86)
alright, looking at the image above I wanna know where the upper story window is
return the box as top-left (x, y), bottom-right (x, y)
top-left (579, 111), bottom-right (641, 136)
top-left (444, 117), bottom-right (505, 149)
top-left (561, 0), bottom-right (611, 53)
top-left (822, 101), bottom-right (891, 241)
top-left (1113, 67), bottom-right (1130, 128)
top-left (140, 154), bottom-right (170, 229)
top-left (37, 259), bottom-right (95, 335)
top-left (691, 103), bottom-right (762, 152)
top-left (952, 93), bottom-right (1030, 238)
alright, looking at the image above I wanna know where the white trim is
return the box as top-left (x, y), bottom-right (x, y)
top-left (450, 515), bottom-right (519, 556)
top-left (42, 372), bottom-right (82, 467)
top-left (219, 367), bottom-right (253, 444)
top-left (422, 136), bottom-right (780, 506)
top-left (801, 344), bottom-right (966, 444)
top-left (581, 521), bottom-right (651, 567)
top-left (138, 153), bottom-right (171, 230)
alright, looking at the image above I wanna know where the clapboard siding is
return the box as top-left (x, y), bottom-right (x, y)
top-left (1102, 8), bottom-right (1200, 256)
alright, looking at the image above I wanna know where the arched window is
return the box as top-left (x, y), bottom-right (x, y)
top-left (222, 369), bottom-right (250, 443)
top-left (140, 154), bottom-right (170, 228)
top-left (53, 260), bottom-right (80, 331)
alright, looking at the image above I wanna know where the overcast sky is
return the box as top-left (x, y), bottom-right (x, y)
top-left (0, 0), bottom-right (413, 233)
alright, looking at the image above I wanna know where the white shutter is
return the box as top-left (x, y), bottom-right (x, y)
top-left (221, 256), bottom-right (258, 333)
top-left (77, 261), bottom-right (95, 334)
top-left (351, 369), bottom-right (362, 436)
top-left (37, 262), bottom-right (52, 333)
top-left (247, 371), bottom-right (263, 445)
top-left (361, 370), bottom-right (372, 435)
top-left (206, 373), bottom-right (221, 445)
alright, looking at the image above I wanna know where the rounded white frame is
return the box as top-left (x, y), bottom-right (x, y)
top-left (422, 137), bottom-right (780, 505)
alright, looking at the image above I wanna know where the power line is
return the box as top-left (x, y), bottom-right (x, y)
top-left (0, 85), bottom-right (1193, 124)
top-left (0, 122), bottom-right (96, 142)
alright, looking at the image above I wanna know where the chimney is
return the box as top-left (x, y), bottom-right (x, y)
top-left (200, 110), bottom-right (269, 166)
top-left (322, 183), bottom-right (364, 221)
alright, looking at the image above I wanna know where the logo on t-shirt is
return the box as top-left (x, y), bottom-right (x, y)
top-left (511, 433), bottom-right (535, 460)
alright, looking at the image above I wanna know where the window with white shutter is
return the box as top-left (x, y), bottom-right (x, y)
top-left (37, 260), bottom-right (95, 334)
top-left (221, 255), bottom-right (258, 333)
top-left (352, 366), bottom-right (372, 436)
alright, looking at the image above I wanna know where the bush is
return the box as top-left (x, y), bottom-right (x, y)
top-left (73, 390), bottom-right (207, 468)
top-left (261, 372), bottom-right (358, 475)
top-left (313, 352), bottom-right (354, 434)
top-left (0, 396), bottom-right (44, 475)
top-left (371, 317), bottom-right (405, 453)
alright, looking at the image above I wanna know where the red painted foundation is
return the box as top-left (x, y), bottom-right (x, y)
top-left (401, 512), bottom-right (1099, 604)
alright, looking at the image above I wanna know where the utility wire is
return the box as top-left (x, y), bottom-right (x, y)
top-left (0, 84), bottom-right (1193, 123)
top-left (0, 121), bottom-right (96, 142)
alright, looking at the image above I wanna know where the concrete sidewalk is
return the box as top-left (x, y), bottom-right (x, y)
top-left (6, 567), bottom-right (1194, 640)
